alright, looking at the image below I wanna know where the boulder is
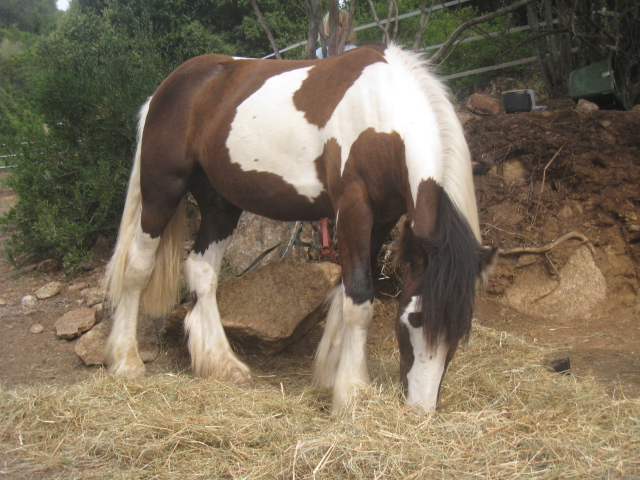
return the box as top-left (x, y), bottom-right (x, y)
top-left (54, 307), bottom-right (97, 339)
top-left (168, 261), bottom-right (341, 354)
top-left (502, 246), bottom-right (607, 320)
top-left (68, 282), bottom-right (89, 294)
top-left (224, 212), bottom-right (314, 275)
top-left (218, 261), bottom-right (341, 353)
top-left (465, 93), bottom-right (501, 116)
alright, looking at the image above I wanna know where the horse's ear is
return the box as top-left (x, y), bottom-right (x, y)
top-left (397, 219), bottom-right (426, 271)
top-left (478, 246), bottom-right (499, 288)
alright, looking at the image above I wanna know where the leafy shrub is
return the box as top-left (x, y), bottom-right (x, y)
top-left (1, 11), bottom-right (164, 267)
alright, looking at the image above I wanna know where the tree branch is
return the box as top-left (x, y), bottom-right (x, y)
top-left (499, 231), bottom-right (594, 256)
top-left (338, 0), bottom-right (358, 53)
top-left (367, 0), bottom-right (390, 43)
top-left (328, 0), bottom-right (340, 57)
top-left (412, 0), bottom-right (436, 52)
top-left (250, 0), bottom-right (281, 60)
top-left (429, 0), bottom-right (536, 64)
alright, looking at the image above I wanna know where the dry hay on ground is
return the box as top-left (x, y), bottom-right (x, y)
top-left (1, 325), bottom-right (638, 479)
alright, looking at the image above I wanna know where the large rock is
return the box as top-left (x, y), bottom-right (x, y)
top-left (224, 212), bottom-right (314, 275)
top-left (218, 261), bottom-right (341, 353)
top-left (502, 246), bottom-right (607, 320)
top-left (166, 261), bottom-right (341, 354)
top-left (75, 317), bottom-right (160, 366)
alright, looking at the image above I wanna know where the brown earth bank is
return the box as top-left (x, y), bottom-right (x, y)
top-left (0, 100), bottom-right (638, 400)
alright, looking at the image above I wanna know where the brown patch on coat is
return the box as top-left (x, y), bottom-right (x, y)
top-left (293, 47), bottom-right (387, 129)
top-left (330, 128), bottom-right (409, 303)
top-left (410, 178), bottom-right (440, 239)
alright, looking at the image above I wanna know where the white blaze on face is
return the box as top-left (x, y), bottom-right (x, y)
top-left (399, 296), bottom-right (449, 413)
top-left (225, 54), bottom-right (444, 203)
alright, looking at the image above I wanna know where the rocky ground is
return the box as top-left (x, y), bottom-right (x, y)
top-left (0, 98), bottom-right (638, 399)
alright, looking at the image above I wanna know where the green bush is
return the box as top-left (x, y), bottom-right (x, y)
top-left (1, 11), bottom-right (164, 267)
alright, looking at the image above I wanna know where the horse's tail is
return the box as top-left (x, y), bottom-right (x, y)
top-left (104, 97), bottom-right (186, 318)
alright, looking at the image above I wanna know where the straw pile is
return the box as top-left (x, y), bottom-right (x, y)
top-left (2, 324), bottom-right (638, 479)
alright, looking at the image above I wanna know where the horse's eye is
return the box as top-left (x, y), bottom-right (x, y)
top-left (407, 312), bottom-right (422, 328)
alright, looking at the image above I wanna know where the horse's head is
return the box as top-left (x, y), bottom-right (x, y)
top-left (395, 219), bottom-right (497, 413)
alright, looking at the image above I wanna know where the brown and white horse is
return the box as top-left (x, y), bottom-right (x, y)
top-left (104, 44), bottom-right (495, 413)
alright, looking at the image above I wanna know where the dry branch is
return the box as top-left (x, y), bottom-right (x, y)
top-left (498, 231), bottom-right (593, 256)
top-left (429, 0), bottom-right (537, 64)
top-left (412, 0), bottom-right (436, 51)
top-left (531, 145), bottom-right (564, 227)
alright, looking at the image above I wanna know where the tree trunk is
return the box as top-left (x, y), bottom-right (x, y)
top-left (305, 0), bottom-right (323, 59)
top-left (250, 0), bottom-right (281, 60)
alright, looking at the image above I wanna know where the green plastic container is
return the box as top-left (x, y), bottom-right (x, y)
top-left (569, 54), bottom-right (631, 110)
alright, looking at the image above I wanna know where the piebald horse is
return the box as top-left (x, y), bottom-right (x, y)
top-left (104, 44), bottom-right (495, 413)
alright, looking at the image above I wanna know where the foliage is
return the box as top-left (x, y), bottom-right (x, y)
top-left (1, 10), bottom-right (164, 267)
top-left (0, 0), bottom-right (60, 34)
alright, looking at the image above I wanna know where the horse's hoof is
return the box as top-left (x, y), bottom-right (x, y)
top-left (227, 364), bottom-right (253, 386)
top-left (108, 360), bottom-right (146, 377)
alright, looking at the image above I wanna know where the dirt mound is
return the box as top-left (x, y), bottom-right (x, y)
top-left (466, 101), bottom-right (640, 394)
top-left (468, 101), bottom-right (639, 302)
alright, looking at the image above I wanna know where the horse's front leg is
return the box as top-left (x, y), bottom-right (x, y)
top-left (331, 199), bottom-right (375, 412)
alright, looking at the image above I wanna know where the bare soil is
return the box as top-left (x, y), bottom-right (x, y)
top-left (0, 100), bottom-right (638, 399)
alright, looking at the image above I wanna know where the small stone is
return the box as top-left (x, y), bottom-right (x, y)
top-left (30, 323), bottom-right (45, 334)
top-left (0, 298), bottom-right (6, 306)
top-left (465, 93), bottom-right (501, 115)
top-left (83, 287), bottom-right (103, 307)
top-left (628, 224), bottom-right (640, 233)
top-left (21, 295), bottom-right (37, 308)
top-left (576, 98), bottom-right (599, 112)
top-left (75, 322), bottom-right (109, 365)
top-left (557, 204), bottom-right (574, 219)
top-left (35, 281), bottom-right (62, 300)
top-left (68, 282), bottom-right (89, 293)
top-left (517, 254), bottom-right (537, 267)
top-left (75, 318), bottom-right (159, 366)
top-left (54, 307), bottom-right (97, 339)
top-left (502, 160), bottom-right (528, 186)
top-left (37, 259), bottom-right (60, 272)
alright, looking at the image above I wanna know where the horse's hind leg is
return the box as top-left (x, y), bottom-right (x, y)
top-left (184, 174), bottom-right (250, 383)
top-left (106, 188), bottom-right (186, 377)
top-left (106, 221), bottom-right (161, 376)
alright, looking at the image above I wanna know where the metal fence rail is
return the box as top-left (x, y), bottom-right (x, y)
top-left (262, 0), bottom-right (543, 81)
